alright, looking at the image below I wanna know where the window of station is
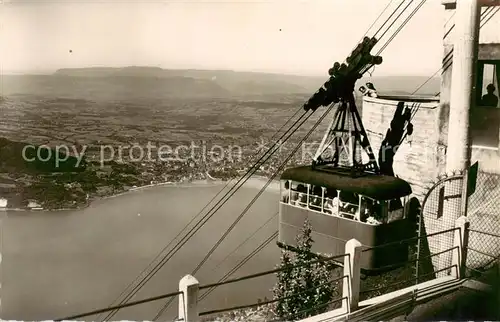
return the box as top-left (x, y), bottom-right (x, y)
top-left (280, 180), bottom-right (409, 226)
top-left (472, 60), bottom-right (500, 148)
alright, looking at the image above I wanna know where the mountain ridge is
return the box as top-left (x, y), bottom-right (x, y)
top-left (53, 66), bottom-right (440, 95)
top-left (0, 67), bottom-right (440, 99)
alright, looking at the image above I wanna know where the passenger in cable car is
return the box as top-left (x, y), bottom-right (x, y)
top-left (359, 197), bottom-right (371, 222)
top-left (289, 183), bottom-right (302, 205)
top-left (308, 186), bottom-right (323, 211)
top-left (323, 189), bottom-right (339, 215)
top-left (362, 199), bottom-right (382, 225)
top-left (296, 184), bottom-right (308, 208)
top-left (331, 196), bottom-right (341, 214)
top-left (339, 191), bottom-right (358, 218)
top-left (366, 216), bottom-right (381, 225)
top-left (323, 198), bottom-right (333, 214)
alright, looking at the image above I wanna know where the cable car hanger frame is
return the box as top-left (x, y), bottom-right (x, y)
top-left (301, 36), bottom-right (383, 177)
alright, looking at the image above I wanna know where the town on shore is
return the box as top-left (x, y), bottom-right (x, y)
top-left (0, 137), bottom-right (304, 211)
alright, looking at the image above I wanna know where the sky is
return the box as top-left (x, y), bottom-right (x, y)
top-left (0, 0), bottom-right (445, 76)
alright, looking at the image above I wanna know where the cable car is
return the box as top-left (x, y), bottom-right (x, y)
top-left (277, 166), bottom-right (415, 272)
top-left (277, 36), bottom-right (417, 273)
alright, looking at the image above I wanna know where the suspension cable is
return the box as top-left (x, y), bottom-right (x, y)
top-left (359, 0), bottom-right (427, 77)
top-left (100, 108), bottom-right (308, 321)
top-left (152, 102), bottom-right (337, 320)
top-left (374, 0), bottom-right (415, 43)
top-left (351, 0), bottom-right (396, 51)
top-left (150, 3), bottom-right (427, 317)
top-left (480, 6), bottom-right (499, 28)
top-left (342, 0), bottom-right (406, 68)
top-left (413, 6), bottom-right (497, 96)
top-left (102, 108), bottom-right (312, 321)
top-left (98, 106), bottom-right (305, 320)
top-left (207, 212), bottom-right (278, 275)
top-left (372, 0), bottom-right (410, 40)
top-left (101, 1), bottom-right (430, 319)
top-left (159, 3), bottom-right (426, 316)
top-left (442, 10), bottom-right (459, 40)
top-left (198, 231), bottom-right (278, 303)
top-left (377, 0), bottom-right (426, 57)
top-left (54, 290), bottom-right (182, 321)
top-left (153, 230), bottom-right (279, 321)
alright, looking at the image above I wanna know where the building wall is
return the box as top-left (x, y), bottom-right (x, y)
top-left (440, 3), bottom-right (500, 175)
top-left (362, 3), bottom-right (500, 272)
top-left (362, 96), bottom-right (440, 201)
top-left (443, 1), bottom-right (500, 44)
top-left (440, 5), bottom-right (500, 270)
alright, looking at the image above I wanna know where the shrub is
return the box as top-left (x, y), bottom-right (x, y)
top-left (272, 218), bottom-right (336, 320)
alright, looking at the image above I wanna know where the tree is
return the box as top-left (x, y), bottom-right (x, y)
top-left (273, 218), bottom-right (337, 320)
top-left (273, 249), bottom-right (294, 318)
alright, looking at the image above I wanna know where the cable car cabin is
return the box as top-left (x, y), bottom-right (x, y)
top-left (278, 166), bottom-right (415, 273)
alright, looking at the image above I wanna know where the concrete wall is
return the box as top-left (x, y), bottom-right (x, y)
top-left (362, 96), bottom-right (440, 201)
top-left (440, 2), bottom-right (500, 174)
top-left (362, 95), bottom-right (499, 271)
top-left (361, 2), bottom-right (500, 273)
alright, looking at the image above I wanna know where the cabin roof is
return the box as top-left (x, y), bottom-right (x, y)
top-left (280, 166), bottom-right (412, 200)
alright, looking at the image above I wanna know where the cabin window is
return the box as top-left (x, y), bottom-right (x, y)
top-left (472, 60), bottom-right (500, 148)
top-left (323, 188), bottom-right (339, 215)
top-left (338, 191), bottom-right (360, 220)
top-left (285, 181), bottom-right (309, 207)
top-left (281, 181), bottom-right (407, 226)
top-left (308, 185), bottom-right (323, 212)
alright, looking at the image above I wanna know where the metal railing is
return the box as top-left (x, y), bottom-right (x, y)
top-left (198, 251), bottom-right (350, 321)
top-left (56, 217), bottom-right (479, 322)
top-left (358, 225), bottom-right (461, 301)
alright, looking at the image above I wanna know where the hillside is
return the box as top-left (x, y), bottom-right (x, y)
top-left (52, 67), bottom-right (440, 96)
top-left (0, 137), bottom-right (86, 174)
top-left (53, 67), bottom-right (313, 96)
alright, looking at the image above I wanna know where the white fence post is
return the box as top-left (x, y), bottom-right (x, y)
top-left (178, 274), bottom-right (200, 322)
top-left (342, 238), bottom-right (362, 313)
top-left (451, 216), bottom-right (469, 279)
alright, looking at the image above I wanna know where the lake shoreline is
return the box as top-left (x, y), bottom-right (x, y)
top-left (4, 174), bottom-right (280, 213)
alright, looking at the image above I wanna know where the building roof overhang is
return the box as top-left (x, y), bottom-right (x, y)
top-left (442, 0), bottom-right (500, 10)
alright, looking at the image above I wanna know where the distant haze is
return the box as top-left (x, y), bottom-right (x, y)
top-left (1, 67), bottom-right (441, 98)
top-left (1, 0), bottom-right (444, 77)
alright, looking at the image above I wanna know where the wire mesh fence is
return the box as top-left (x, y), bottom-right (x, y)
top-left (418, 172), bottom-right (464, 277)
top-left (358, 226), bottom-right (457, 302)
top-left (416, 170), bottom-right (499, 278)
top-left (466, 171), bottom-right (500, 270)
top-left (415, 228), bottom-right (458, 282)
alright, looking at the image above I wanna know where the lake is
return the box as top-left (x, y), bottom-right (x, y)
top-left (0, 179), bottom-right (281, 321)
